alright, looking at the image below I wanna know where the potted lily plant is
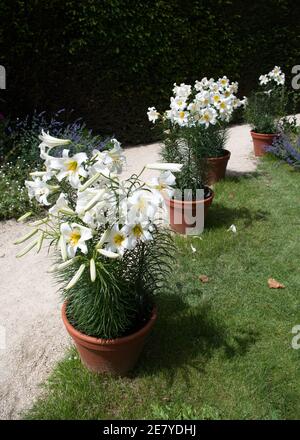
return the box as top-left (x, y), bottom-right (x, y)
top-left (244, 66), bottom-right (288, 156)
top-left (147, 78), bottom-right (245, 234)
top-left (147, 77), bottom-right (245, 186)
top-left (15, 131), bottom-right (180, 375)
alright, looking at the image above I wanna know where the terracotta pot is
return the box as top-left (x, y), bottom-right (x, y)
top-left (205, 149), bottom-right (231, 184)
top-left (250, 131), bottom-right (277, 157)
top-left (62, 302), bottom-right (157, 375)
top-left (164, 190), bottom-right (214, 235)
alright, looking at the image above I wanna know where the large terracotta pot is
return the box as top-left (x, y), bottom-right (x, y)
top-left (205, 149), bottom-right (231, 184)
top-left (164, 190), bottom-right (214, 235)
top-left (250, 131), bottom-right (277, 157)
top-left (62, 302), bottom-right (157, 375)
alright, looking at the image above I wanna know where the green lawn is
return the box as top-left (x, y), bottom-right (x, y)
top-left (26, 157), bottom-right (300, 420)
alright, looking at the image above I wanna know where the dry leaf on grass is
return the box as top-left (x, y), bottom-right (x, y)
top-left (199, 275), bottom-right (209, 283)
top-left (268, 278), bottom-right (285, 289)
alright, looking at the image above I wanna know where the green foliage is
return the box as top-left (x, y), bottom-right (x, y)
top-left (58, 228), bottom-right (174, 339)
top-left (244, 87), bottom-right (289, 134)
top-left (0, 159), bottom-right (42, 220)
top-left (1, 0), bottom-right (300, 143)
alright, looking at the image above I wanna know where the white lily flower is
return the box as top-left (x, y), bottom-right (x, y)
top-left (170, 96), bottom-right (187, 111)
top-left (106, 224), bottom-right (129, 255)
top-left (172, 83), bottom-right (192, 98)
top-left (147, 106), bottom-right (160, 123)
top-left (103, 139), bottom-right (126, 174)
top-left (127, 189), bottom-right (158, 222)
top-left (125, 221), bottom-right (153, 249)
top-left (147, 170), bottom-right (176, 198)
top-left (199, 107), bottom-right (217, 127)
top-left (218, 76), bottom-right (230, 89)
top-left (259, 74), bottom-right (269, 86)
top-left (39, 129), bottom-right (71, 148)
top-left (146, 162), bottom-right (183, 173)
top-left (49, 193), bottom-right (73, 216)
top-left (60, 222), bottom-right (93, 257)
top-left (25, 178), bottom-right (54, 206)
top-left (46, 149), bottom-right (88, 188)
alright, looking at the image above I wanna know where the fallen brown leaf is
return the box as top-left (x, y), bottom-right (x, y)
top-left (199, 275), bottom-right (209, 283)
top-left (268, 278), bottom-right (285, 289)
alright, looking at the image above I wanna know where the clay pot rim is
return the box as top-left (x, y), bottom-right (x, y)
top-left (250, 130), bottom-right (278, 138)
top-left (206, 149), bottom-right (231, 161)
top-left (62, 301), bottom-right (157, 346)
top-left (165, 188), bottom-right (214, 207)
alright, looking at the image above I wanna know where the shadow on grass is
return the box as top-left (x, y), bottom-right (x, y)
top-left (206, 203), bottom-right (269, 230)
top-left (134, 295), bottom-right (259, 385)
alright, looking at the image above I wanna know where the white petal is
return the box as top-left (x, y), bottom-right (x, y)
top-left (146, 162), bottom-right (183, 172)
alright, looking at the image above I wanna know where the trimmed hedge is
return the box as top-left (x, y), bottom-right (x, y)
top-left (1, 0), bottom-right (300, 144)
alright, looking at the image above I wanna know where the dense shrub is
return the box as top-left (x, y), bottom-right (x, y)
top-left (1, 0), bottom-right (300, 144)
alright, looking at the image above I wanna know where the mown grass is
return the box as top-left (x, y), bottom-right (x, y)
top-left (26, 157), bottom-right (300, 420)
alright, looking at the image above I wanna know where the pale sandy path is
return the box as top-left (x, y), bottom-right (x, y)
top-left (0, 122), bottom-right (257, 419)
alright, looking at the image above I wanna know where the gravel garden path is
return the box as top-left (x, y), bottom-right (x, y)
top-left (0, 122), bottom-right (257, 419)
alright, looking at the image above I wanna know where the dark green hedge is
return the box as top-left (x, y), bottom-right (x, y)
top-left (1, 0), bottom-right (300, 144)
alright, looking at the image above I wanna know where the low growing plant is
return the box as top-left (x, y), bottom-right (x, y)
top-left (0, 159), bottom-right (42, 220)
top-left (15, 131), bottom-right (180, 339)
top-left (244, 66), bottom-right (289, 134)
top-left (266, 117), bottom-right (300, 168)
top-left (147, 77), bottom-right (245, 197)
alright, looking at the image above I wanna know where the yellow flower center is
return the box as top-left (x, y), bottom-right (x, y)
top-left (67, 161), bottom-right (78, 172)
top-left (220, 102), bottom-right (226, 109)
top-left (204, 113), bottom-right (211, 121)
top-left (179, 111), bottom-right (185, 119)
top-left (113, 233), bottom-right (125, 246)
top-left (69, 230), bottom-right (81, 246)
top-left (132, 224), bottom-right (143, 238)
top-left (213, 95), bottom-right (220, 102)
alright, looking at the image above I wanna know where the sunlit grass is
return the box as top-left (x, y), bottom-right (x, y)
top-left (26, 157), bottom-right (300, 420)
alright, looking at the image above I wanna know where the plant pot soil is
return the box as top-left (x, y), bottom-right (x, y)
top-left (165, 188), bottom-right (214, 235)
top-left (62, 302), bottom-right (157, 375)
top-left (250, 131), bottom-right (277, 157)
top-left (205, 149), bottom-right (231, 184)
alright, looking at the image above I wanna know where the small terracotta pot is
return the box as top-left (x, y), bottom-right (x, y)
top-left (62, 302), bottom-right (157, 375)
top-left (165, 190), bottom-right (214, 235)
top-left (250, 131), bottom-right (277, 157)
top-left (205, 149), bottom-right (231, 184)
